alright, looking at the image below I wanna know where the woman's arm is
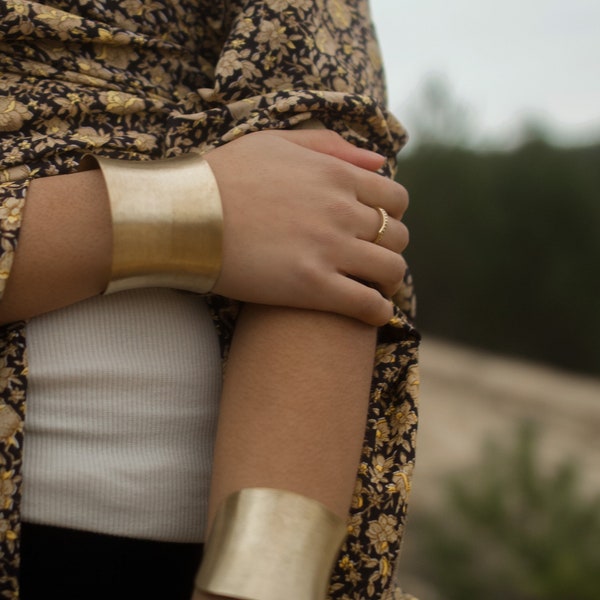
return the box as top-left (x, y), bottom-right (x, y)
top-left (0, 130), bottom-right (408, 326)
top-left (0, 169), bottom-right (112, 325)
top-left (194, 304), bottom-right (376, 599)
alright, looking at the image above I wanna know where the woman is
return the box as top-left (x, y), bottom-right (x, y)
top-left (0, 1), bottom-right (420, 598)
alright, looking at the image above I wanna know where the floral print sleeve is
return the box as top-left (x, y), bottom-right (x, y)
top-left (0, 1), bottom-right (419, 598)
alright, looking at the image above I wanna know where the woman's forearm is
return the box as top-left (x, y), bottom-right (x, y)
top-left (0, 169), bottom-right (112, 325)
top-left (206, 304), bottom-right (376, 523)
top-left (195, 305), bottom-right (376, 599)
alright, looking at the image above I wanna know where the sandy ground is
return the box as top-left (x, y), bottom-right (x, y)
top-left (396, 336), bottom-right (600, 598)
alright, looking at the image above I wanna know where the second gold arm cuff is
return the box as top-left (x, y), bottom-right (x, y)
top-left (195, 488), bottom-right (347, 600)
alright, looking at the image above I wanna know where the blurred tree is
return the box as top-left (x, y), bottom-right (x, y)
top-left (398, 140), bottom-right (600, 376)
top-left (403, 74), bottom-right (477, 148)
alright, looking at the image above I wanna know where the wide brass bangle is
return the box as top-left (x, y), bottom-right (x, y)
top-left (195, 488), bottom-right (347, 600)
top-left (91, 153), bottom-right (222, 295)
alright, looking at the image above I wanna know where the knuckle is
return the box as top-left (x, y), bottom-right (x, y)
top-left (307, 220), bottom-right (341, 251)
top-left (309, 129), bottom-right (346, 157)
top-left (398, 222), bottom-right (410, 251)
top-left (389, 255), bottom-right (407, 285)
top-left (295, 256), bottom-right (326, 289)
top-left (321, 129), bottom-right (344, 149)
top-left (352, 289), bottom-right (384, 325)
top-left (392, 182), bottom-right (410, 215)
top-left (330, 196), bottom-right (358, 219)
top-left (322, 156), bottom-right (351, 183)
top-left (384, 220), bottom-right (409, 253)
top-left (324, 192), bottom-right (359, 225)
top-left (323, 128), bottom-right (342, 142)
top-left (397, 182), bottom-right (409, 201)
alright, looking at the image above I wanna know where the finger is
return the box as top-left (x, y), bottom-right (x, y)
top-left (263, 129), bottom-right (386, 172)
top-left (354, 171), bottom-right (409, 219)
top-left (355, 205), bottom-right (409, 253)
top-left (317, 274), bottom-right (394, 326)
top-left (389, 254), bottom-right (408, 297)
top-left (341, 240), bottom-right (407, 299)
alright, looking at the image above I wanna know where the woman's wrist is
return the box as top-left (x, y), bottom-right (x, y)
top-left (195, 488), bottom-right (346, 600)
top-left (86, 153), bottom-right (223, 295)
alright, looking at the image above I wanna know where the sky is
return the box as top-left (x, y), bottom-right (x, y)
top-left (370, 0), bottom-right (600, 148)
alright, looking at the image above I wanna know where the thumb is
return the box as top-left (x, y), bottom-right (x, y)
top-left (264, 129), bottom-right (387, 172)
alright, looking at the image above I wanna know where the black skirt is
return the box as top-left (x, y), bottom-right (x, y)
top-left (19, 522), bottom-right (204, 600)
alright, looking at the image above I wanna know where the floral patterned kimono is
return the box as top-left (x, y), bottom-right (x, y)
top-left (0, 0), bottom-right (420, 598)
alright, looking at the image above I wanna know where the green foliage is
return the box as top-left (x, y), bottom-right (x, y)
top-left (397, 140), bottom-right (600, 376)
top-left (411, 423), bottom-right (600, 599)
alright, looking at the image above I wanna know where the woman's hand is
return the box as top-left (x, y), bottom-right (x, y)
top-left (206, 129), bottom-right (409, 326)
top-left (0, 131), bottom-right (408, 326)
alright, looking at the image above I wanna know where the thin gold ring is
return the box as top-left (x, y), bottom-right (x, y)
top-left (373, 207), bottom-right (389, 245)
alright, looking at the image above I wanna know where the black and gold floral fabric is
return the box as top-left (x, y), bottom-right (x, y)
top-left (0, 1), bottom-right (420, 598)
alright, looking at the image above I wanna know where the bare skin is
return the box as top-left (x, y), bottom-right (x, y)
top-left (191, 304), bottom-right (376, 600)
top-left (0, 129), bottom-right (408, 326)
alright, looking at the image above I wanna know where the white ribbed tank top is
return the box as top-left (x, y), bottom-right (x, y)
top-left (22, 289), bottom-right (222, 543)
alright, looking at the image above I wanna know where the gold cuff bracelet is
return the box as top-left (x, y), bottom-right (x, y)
top-left (89, 153), bottom-right (223, 295)
top-left (195, 488), bottom-right (347, 600)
